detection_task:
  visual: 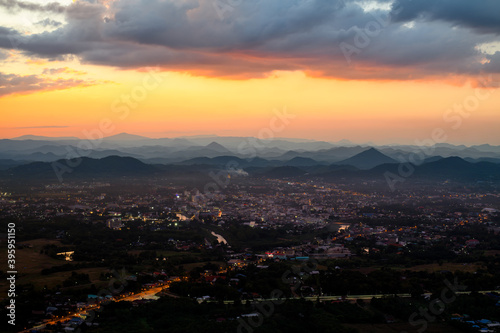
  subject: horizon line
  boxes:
[2,132,499,148]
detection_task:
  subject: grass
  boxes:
[179,261,226,272]
[1,238,63,275]
[0,238,110,300]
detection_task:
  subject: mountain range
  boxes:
[2,154,500,185]
[1,134,500,183]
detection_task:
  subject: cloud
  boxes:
[0,71,96,97]
[42,67,87,75]
[0,0,66,13]
[0,0,498,81]
[35,18,63,28]
[390,0,500,35]
[12,125,69,129]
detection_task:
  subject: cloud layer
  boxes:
[0,0,498,80]
[0,71,94,96]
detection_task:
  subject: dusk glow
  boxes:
[1,0,499,144]
[2,3,500,331]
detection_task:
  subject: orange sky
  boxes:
[1,63,498,144]
[1,0,499,145]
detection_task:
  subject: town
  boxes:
[1,176,500,332]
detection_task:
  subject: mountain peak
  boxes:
[363,147,380,154]
[205,141,230,153]
[336,147,397,169]
[104,133,150,141]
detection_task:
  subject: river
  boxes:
[211,231,228,245]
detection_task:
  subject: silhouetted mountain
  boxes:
[415,157,500,180]
[369,157,500,182]
[204,142,232,154]
[245,157,274,167]
[422,156,444,164]
[178,156,245,166]
[2,135,500,167]
[464,157,500,164]
[0,159,28,171]
[261,166,307,178]
[0,139,69,152]
[276,146,367,162]
[23,152,61,162]
[0,151,62,162]
[104,133,151,141]
[282,157,323,167]
[12,135,80,141]
[178,155,327,168]
[178,156,276,168]
[336,148,397,169]
[331,139,357,146]
[5,156,158,181]
[182,136,335,151]
[16,144,72,155]
[472,144,500,153]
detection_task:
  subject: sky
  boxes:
[0,0,499,145]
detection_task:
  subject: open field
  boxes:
[1,238,63,275]
[0,238,109,300]
[179,261,226,272]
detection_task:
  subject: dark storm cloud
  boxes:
[0,26,22,49]
[391,0,500,34]
[102,0,346,49]
[0,0,498,80]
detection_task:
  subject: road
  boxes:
[20,288,498,332]
[19,284,169,333]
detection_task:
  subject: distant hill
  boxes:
[369,157,500,182]
[178,156,246,166]
[204,142,232,154]
[336,148,397,169]
[11,135,80,141]
[178,155,324,168]
[464,157,500,164]
[261,166,307,178]
[0,159,29,171]
[422,156,444,164]
[415,157,500,181]
[103,133,151,141]
[276,146,367,162]
[282,157,323,167]
[1,154,499,185]
[4,156,158,181]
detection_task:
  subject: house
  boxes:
[466,239,480,247]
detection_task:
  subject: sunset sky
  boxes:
[0,0,499,145]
